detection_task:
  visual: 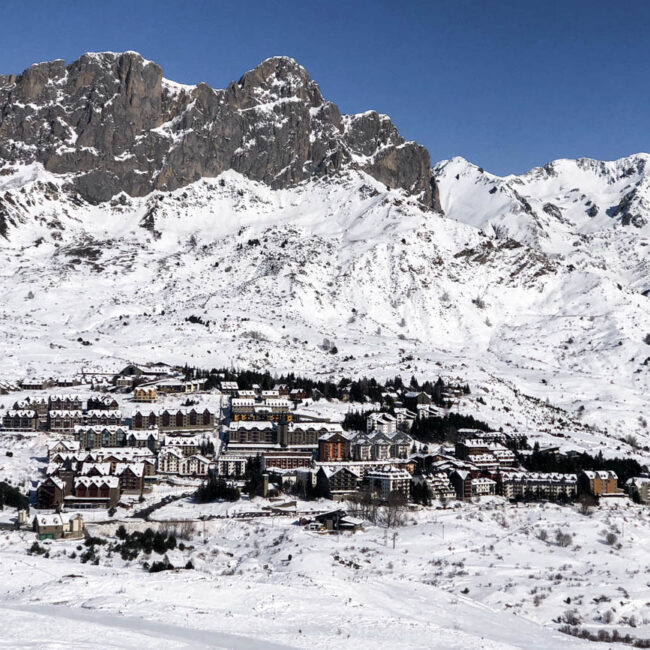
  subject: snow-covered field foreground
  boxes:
[2,499,649,648]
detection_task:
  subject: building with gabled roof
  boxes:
[115,463,145,494]
[48,394,84,411]
[36,476,68,509]
[158,448,210,476]
[365,465,411,500]
[132,407,214,432]
[366,412,397,435]
[47,439,80,459]
[48,410,85,433]
[580,470,621,497]
[13,396,48,417]
[499,471,577,500]
[318,430,353,461]
[68,475,120,508]
[79,462,112,477]
[2,409,39,431]
[216,453,248,478]
[33,513,84,540]
[316,466,360,498]
[413,472,456,501]
[75,425,130,449]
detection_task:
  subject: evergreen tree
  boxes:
[314,471,332,500]
[244,456,264,497]
[195,476,240,502]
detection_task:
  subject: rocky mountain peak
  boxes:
[0,51,440,209]
[237,56,321,106]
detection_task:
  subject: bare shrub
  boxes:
[563,609,581,626]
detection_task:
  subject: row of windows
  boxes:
[134,412,213,427]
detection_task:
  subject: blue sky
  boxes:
[1,0,649,175]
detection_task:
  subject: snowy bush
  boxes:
[555,529,572,547]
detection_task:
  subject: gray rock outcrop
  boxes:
[0,52,441,209]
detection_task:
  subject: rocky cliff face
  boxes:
[0,52,440,208]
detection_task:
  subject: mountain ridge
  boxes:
[434,153,650,254]
[0,51,440,208]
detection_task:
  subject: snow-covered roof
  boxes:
[4,409,37,417]
[366,466,411,479]
[501,472,577,483]
[42,475,65,490]
[159,447,185,459]
[229,421,274,431]
[48,410,84,417]
[264,399,289,407]
[321,466,360,479]
[74,475,119,488]
[626,476,650,486]
[318,430,353,442]
[128,430,158,440]
[74,425,129,435]
[93,447,154,460]
[13,399,45,408]
[35,513,65,527]
[115,462,144,476]
[467,453,498,463]
[86,409,122,418]
[163,435,199,446]
[583,470,617,480]
[47,439,80,451]
[291,422,342,432]
[80,462,112,476]
[472,478,496,486]
[188,454,210,464]
[368,412,397,422]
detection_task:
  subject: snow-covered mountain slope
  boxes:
[0,52,648,449]
[0,160,648,448]
[434,155,650,252]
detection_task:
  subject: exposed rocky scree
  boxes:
[0,52,440,209]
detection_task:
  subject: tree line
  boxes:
[181,364,468,407]
[520,445,643,486]
[0,482,29,512]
